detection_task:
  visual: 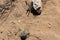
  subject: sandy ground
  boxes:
[0,0,60,40]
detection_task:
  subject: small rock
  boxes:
[18,20,21,23]
[0,31,3,34]
[48,23,51,25]
[11,21,16,24]
[48,27,51,29]
[20,30,30,40]
[2,39,4,40]
[15,13,22,18]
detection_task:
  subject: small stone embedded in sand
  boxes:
[48,26,51,29]
[0,8,3,12]
[2,39,4,40]
[15,13,22,18]
[8,33,11,36]
[20,30,30,40]
[48,23,51,25]
[15,33,17,36]
[0,31,3,34]
[11,21,16,24]
[18,20,21,23]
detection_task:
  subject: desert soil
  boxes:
[0,0,60,40]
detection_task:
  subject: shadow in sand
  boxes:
[31,8,42,16]
[21,36,27,40]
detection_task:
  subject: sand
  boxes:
[0,0,60,40]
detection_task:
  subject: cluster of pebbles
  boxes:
[0,0,15,24]
[0,0,15,15]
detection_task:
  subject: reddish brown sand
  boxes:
[0,0,60,40]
